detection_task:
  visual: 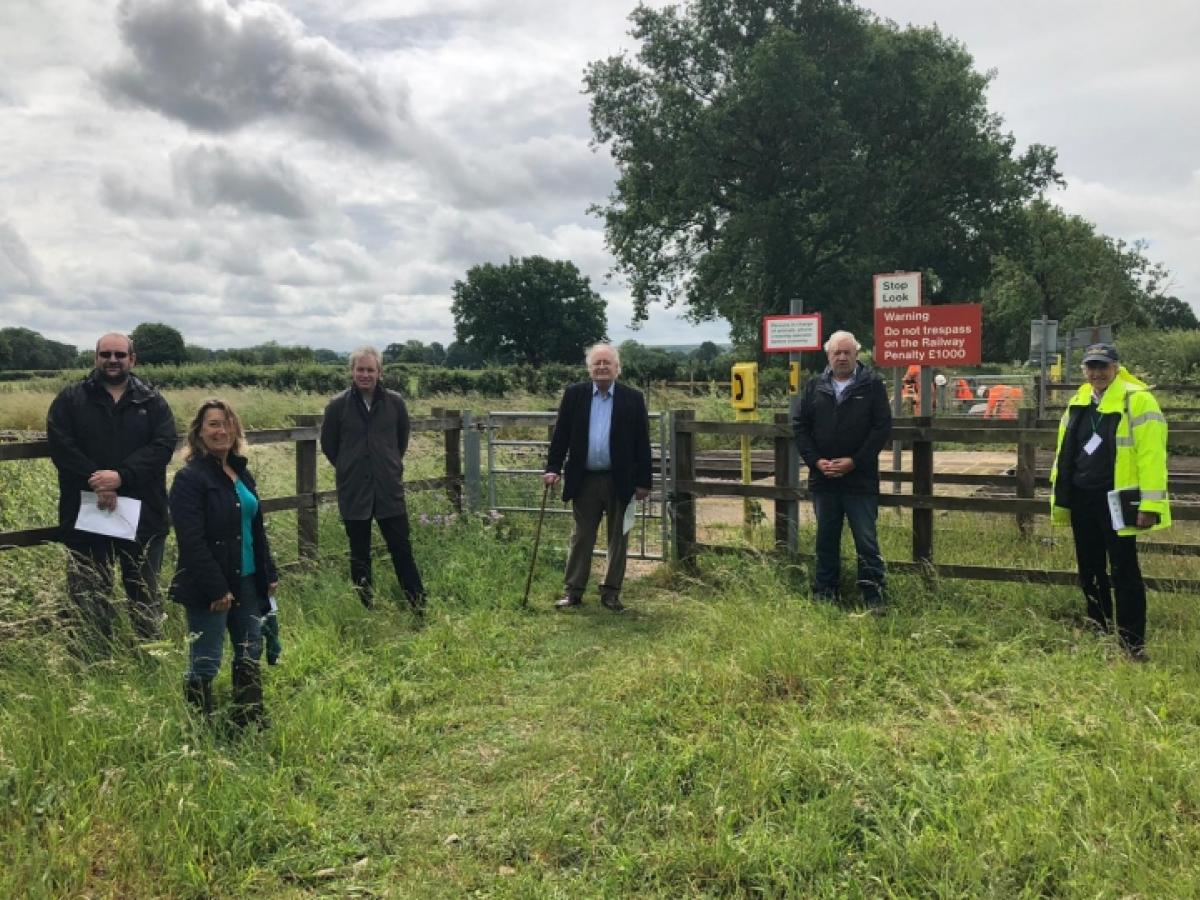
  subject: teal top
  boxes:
[235,478,258,576]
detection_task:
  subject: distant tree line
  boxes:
[0,328,79,370]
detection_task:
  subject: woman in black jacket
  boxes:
[169,399,278,727]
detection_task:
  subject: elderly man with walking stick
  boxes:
[542,343,652,612]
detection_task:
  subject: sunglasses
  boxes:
[97,351,130,360]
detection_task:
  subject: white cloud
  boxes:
[4,0,1196,354]
[99,0,414,154]
[0,220,44,292]
[171,144,323,220]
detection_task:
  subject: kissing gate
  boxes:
[463,410,672,562]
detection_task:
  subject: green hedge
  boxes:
[98,361,591,397]
[1109,329,1200,384]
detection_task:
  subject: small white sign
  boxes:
[762,313,822,353]
[874,272,921,309]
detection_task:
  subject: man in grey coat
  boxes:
[321,346,425,612]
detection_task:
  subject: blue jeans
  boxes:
[811,491,885,602]
[184,576,263,681]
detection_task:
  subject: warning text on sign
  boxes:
[873,304,982,366]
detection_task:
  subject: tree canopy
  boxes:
[982,199,1180,360]
[451,256,607,365]
[0,327,78,370]
[586,0,1059,345]
[384,340,447,366]
[130,322,186,365]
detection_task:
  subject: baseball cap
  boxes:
[1081,343,1119,364]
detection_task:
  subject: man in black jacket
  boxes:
[321,346,425,612]
[47,332,177,652]
[542,343,652,612]
[793,330,892,610]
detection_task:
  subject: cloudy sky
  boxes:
[1,0,1196,353]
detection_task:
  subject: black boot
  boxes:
[184,677,213,720]
[355,581,374,610]
[230,661,268,731]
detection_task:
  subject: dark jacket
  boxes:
[168,453,277,611]
[793,363,892,493]
[321,384,410,521]
[46,372,177,541]
[545,381,652,505]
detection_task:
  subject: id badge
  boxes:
[1083,433,1102,455]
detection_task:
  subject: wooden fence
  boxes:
[670,410,1200,593]
[6,406,1200,595]
[0,411,465,558]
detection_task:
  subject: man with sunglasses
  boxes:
[47,332,177,657]
[1049,343,1170,660]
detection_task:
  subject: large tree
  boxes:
[451,256,607,365]
[586,0,1058,345]
[982,199,1175,360]
[130,322,186,365]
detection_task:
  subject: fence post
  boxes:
[437,408,463,513]
[462,410,481,512]
[911,415,933,564]
[291,414,319,562]
[774,412,799,553]
[1015,407,1036,536]
[672,409,697,568]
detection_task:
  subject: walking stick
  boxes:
[522,481,551,608]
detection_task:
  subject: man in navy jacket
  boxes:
[47,332,177,653]
[543,343,652,612]
[793,330,892,610]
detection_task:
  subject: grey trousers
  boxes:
[563,472,629,601]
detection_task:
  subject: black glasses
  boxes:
[97,351,129,359]
[1083,360,1112,369]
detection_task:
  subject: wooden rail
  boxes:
[0,412,465,556]
[671,412,1200,593]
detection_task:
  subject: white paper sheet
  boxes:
[1106,490,1126,530]
[1107,489,1140,531]
[623,498,638,535]
[74,491,141,541]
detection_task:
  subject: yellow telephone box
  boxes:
[730,362,759,541]
[730,362,758,412]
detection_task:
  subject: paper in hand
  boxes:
[622,498,638,535]
[75,491,141,541]
[1106,489,1140,531]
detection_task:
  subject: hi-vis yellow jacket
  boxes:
[1050,367,1170,535]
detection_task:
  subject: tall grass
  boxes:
[5,387,1200,896]
[4,469,1200,895]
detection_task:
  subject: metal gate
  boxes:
[473,410,671,561]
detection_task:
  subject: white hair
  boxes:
[348,345,382,369]
[824,330,861,353]
[584,342,620,367]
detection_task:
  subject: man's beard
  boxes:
[98,367,129,386]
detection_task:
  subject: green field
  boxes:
[3,388,1200,897]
